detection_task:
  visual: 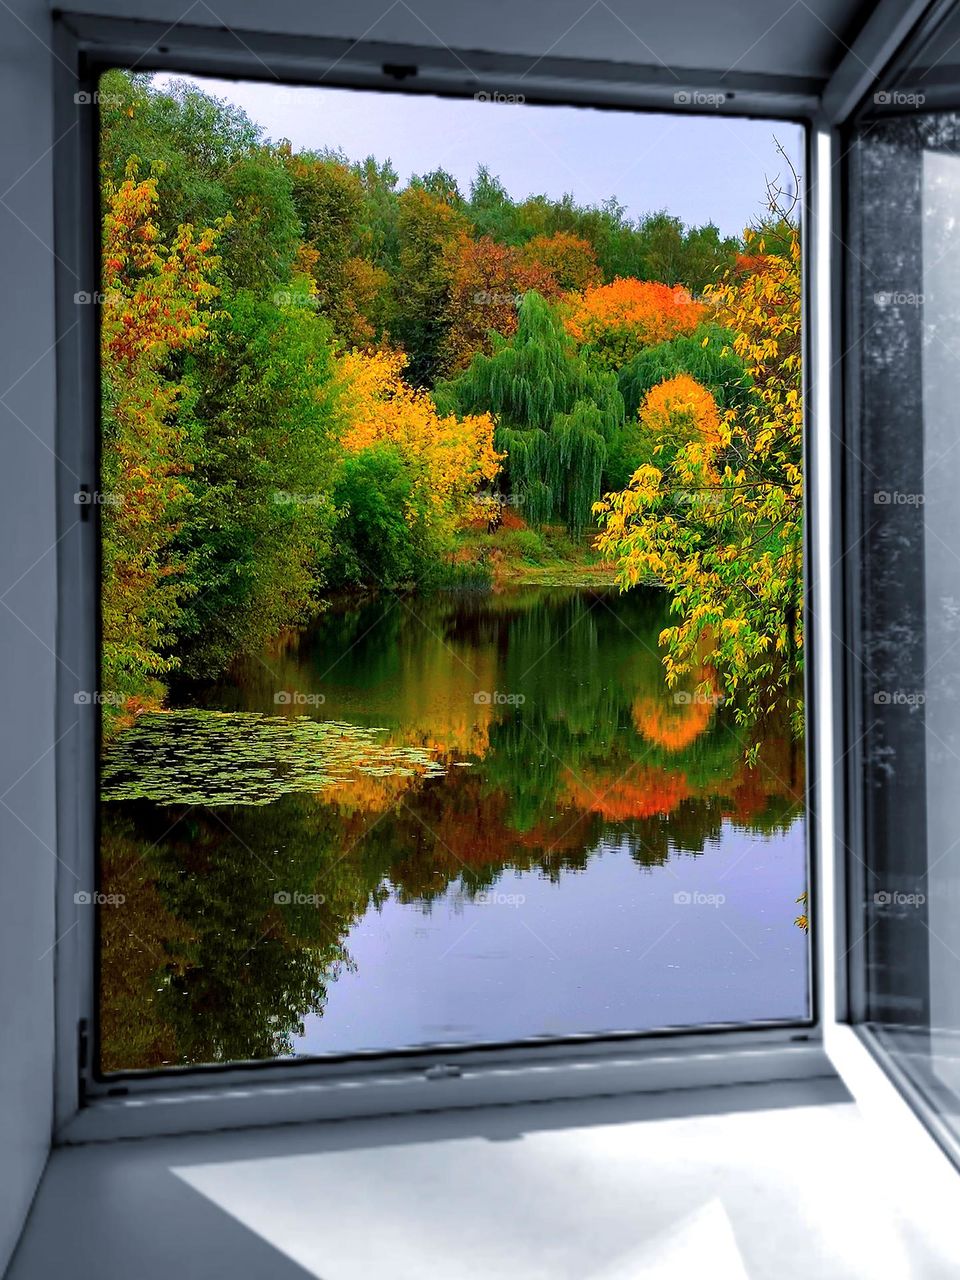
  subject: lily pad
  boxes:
[102,709,447,806]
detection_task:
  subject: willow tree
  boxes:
[435,292,624,532]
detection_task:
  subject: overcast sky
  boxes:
[154,74,802,239]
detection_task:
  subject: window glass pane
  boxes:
[94,71,808,1072]
[851,14,960,1135]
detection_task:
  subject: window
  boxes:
[844,3,960,1154]
[90,69,809,1076]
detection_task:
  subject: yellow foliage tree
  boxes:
[595,223,802,753]
[336,347,502,543]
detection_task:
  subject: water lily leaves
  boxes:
[102,710,447,806]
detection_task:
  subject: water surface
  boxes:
[99,586,808,1070]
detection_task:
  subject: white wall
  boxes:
[0,0,58,1271]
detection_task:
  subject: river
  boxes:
[99,585,808,1071]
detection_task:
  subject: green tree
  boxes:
[436,292,624,531]
[175,290,343,677]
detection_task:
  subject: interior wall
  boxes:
[0,0,58,1270]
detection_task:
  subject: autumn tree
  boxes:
[563,278,705,371]
[333,348,501,582]
[441,235,560,372]
[519,232,600,291]
[389,186,473,385]
[99,171,220,734]
[595,220,803,749]
[609,326,753,488]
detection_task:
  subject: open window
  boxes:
[76,64,812,1082]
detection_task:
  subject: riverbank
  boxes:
[450,519,621,588]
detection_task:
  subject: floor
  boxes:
[9,1077,960,1280]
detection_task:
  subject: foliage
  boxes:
[618,323,755,420]
[174,289,343,676]
[608,326,754,490]
[441,235,560,372]
[99,171,219,735]
[388,185,472,385]
[437,292,624,531]
[595,223,803,749]
[563,278,706,371]
[519,232,601,291]
[337,347,502,548]
[329,446,425,588]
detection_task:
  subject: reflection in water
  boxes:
[99,587,807,1071]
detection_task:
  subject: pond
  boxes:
[98,586,808,1072]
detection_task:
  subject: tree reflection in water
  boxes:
[99,586,805,1071]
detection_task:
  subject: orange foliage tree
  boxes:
[100,170,220,735]
[441,235,560,372]
[564,278,705,370]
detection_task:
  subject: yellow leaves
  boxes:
[594,220,803,747]
[336,348,502,539]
